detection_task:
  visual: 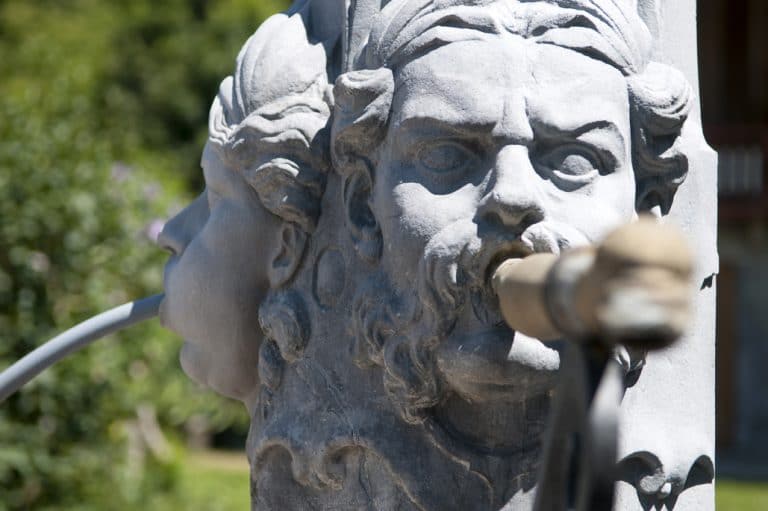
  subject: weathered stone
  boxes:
[158,0,716,508]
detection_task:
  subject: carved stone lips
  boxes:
[477,224,578,288]
[463,240,534,327]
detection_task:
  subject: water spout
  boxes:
[0,294,163,403]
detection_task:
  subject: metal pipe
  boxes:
[0,294,163,403]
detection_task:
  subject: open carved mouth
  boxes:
[482,246,533,288]
[464,224,577,327]
[463,242,532,327]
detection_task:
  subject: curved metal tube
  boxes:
[0,294,163,403]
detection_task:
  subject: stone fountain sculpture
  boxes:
[158,0,717,509]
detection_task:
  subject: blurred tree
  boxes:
[0,0,287,508]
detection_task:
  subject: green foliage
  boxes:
[717,480,768,511]
[0,0,287,508]
[147,450,251,511]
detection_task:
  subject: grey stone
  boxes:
[158,0,716,509]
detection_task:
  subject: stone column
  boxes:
[615,1,717,509]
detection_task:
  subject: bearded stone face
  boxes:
[327,1,699,481]
[344,36,638,449]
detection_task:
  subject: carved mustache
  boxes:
[417,219,591,326]
[485,222,591,280]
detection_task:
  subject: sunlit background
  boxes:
[0,1,765,509]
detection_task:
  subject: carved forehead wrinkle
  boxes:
[391,38,533,128]
[389,37,629,143]
[527,44,630,135]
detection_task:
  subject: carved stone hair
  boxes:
[208,11,333,234]
[207,10,334,391]
[332,0,693,422]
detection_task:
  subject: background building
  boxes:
[700,0,768,476]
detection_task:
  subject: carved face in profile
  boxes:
[157,12,330,402]
[158,142,282,401]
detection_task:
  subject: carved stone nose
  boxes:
[479,145,545,231]
[156,224,183,256]
[481,195,544,231]
[156,192,209,256]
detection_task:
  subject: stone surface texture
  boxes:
[157,0,716,509]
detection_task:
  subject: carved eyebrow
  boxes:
[395,113,627,164]
[534,120,626,156]
[531,118,618,138]
[394,114,497,138]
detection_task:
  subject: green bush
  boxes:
[0,1,286,508]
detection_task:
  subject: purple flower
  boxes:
[144,219,165,243]
[111,162,132,182]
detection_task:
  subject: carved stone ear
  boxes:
[342,164,382,263]
[331,68,394,263]
[268,222,308,288]
[628,62,694,215]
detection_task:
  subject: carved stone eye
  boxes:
[542,146,602,188]
[418,141,478,175]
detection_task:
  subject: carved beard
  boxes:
[351,218,590,424]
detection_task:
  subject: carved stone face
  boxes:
[158,142,280,401]
[373,38,636,397]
